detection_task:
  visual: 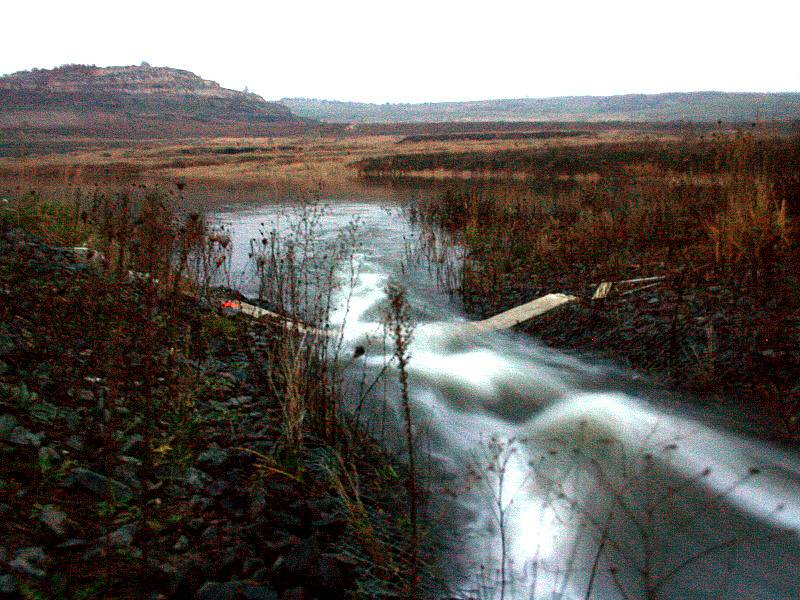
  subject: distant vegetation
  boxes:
[284,92,800,123]
[357,136,800,177]
[398,130,588,144]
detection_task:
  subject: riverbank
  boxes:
[470,261,800,441]
[0,219,431,599]
[403,132,800,442]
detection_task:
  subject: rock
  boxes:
[281,588,305,600]
[208,480,229,498]
[312,553,347,590]
[9,546,47,578]
[56,538,88,549]
[1,415,43,447]
[38,446,61,466]
[197,445,229,468]
[273,538,350,596]
[173,535,190,552]
[81,523,137,561]
[251,568,268,582]
[58,406,81,431]
[224,395,252,408]
[113,457,142,489]
[9,425,43,447]
[39,505,68,536]
[201,525,219,542]
[185,467,211,490]
[272,538,319,586]
[194,582,277,600]
[242,558,265,575]
[217,373,239,389]
[62,467,133,501]
[108,523,137,547]
[0,414,16,439]
[158,562,178,578]
[249,491,267,518]
[0,574,17,595]
[65,435,84,451]
[77,389,95,403]
[190,495,213,512]
[121,434,144,454]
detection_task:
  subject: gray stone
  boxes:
[0,414,17,439]
[0,573,17,594]
[65,435,84,451]
[108,523,137,547]
[58,407,81,431]
[39,505,68,536]
[194,582,277,600]
[9,425,43,447]
[38,446,61,466]
[208,480,229,498]
[0,414,42,447]
[113,458,142,490]
[62,467,133,501]
[185,467,211,490]
[121,434,144,454]
[77,389,95,403]
[56,538,88,549]
[10,546,47,578]
[190,495,213,512]
[242,558,264,575]
[249,491,267,518]
[197,445,229,468]
[81,523,137,561]
[173,535,189,552]
[224,395,252,408]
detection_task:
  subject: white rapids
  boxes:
[213,198,800,600]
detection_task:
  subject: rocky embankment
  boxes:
[0,223,411,599]
[463,264,800,441]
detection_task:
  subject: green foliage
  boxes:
[3,382,39,409]
[200,313,241,341]
[72,577,108,600]
[17,582,48,600]
[0,191,96,246]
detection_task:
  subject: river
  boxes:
[204,187,800,600]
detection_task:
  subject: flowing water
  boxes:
[208,190,800,600]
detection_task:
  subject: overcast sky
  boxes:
[2,0,798,103]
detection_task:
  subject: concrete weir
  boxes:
[460,293,578,334]
[67,247,665,336]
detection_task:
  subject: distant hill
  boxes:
[0,64,301,149]
[283,92,800,123]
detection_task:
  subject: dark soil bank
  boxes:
[0,223,420,599]
[464,264,800,442]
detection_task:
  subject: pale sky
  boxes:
[3,0,799,103]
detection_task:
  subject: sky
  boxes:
[2,0,799,103]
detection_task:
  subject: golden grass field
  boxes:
[0,127,691,195]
